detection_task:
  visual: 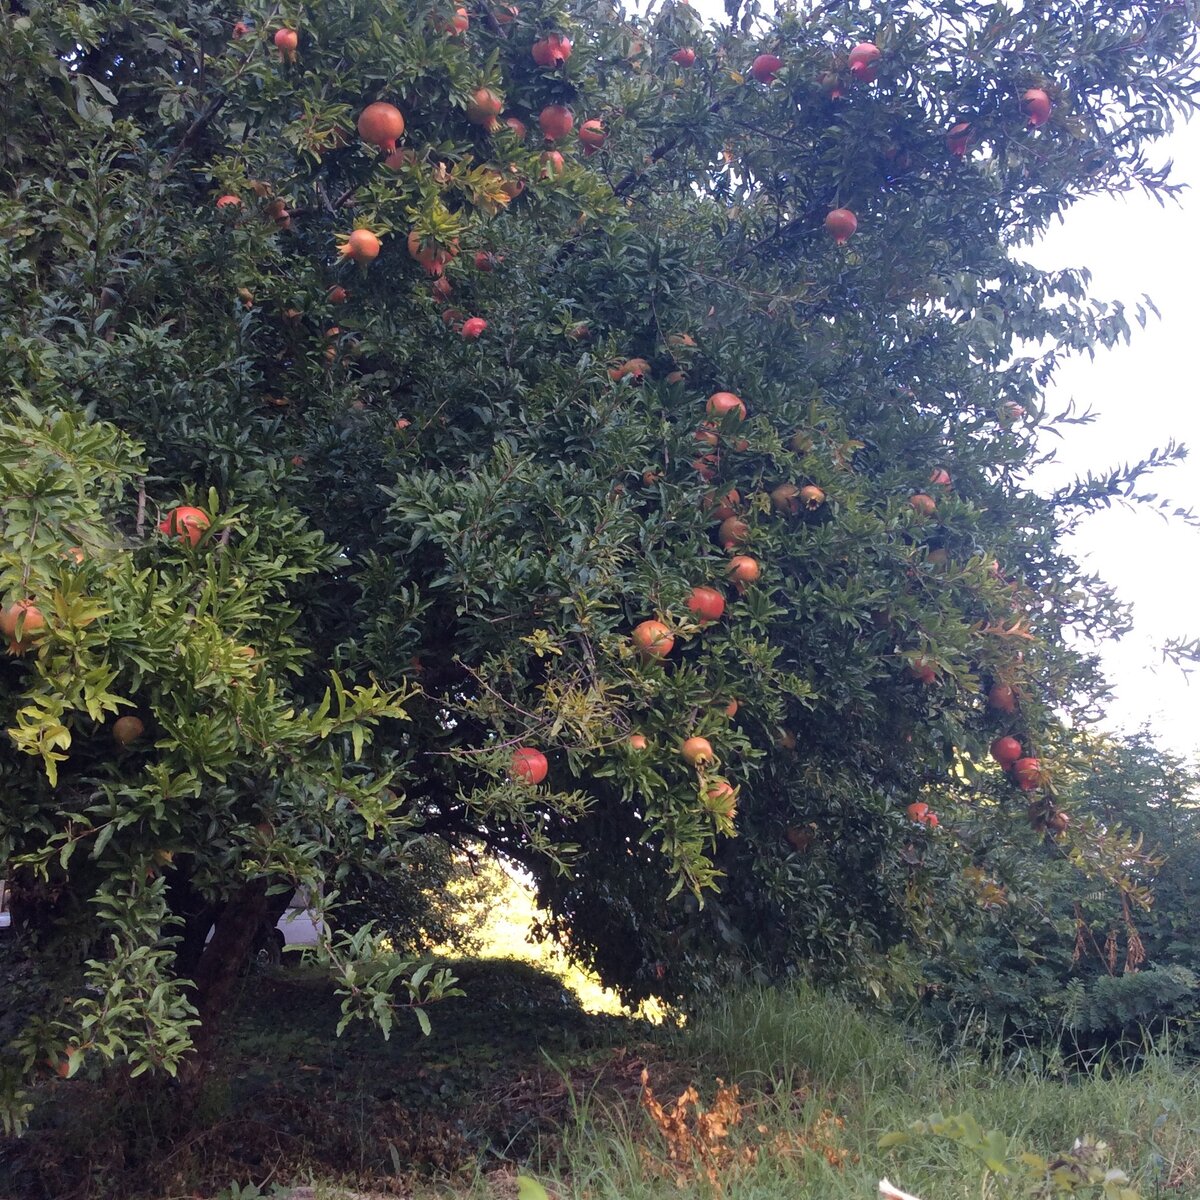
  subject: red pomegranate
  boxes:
[848,42,881,83]
[988,683,1017,714]
[158,505,210,546]
[704,488,740,522]
[1012,757,1042,791]
[327,285,348,304]
[1022,87,1052,128]
[503,115,528,141]
[531,33,573,68]
[431,277,453,303]
[990,736,1022,768]
[215,194,242,210]
[274,27,298,59]
[461,317,487,339]
[539,104,574,141]
[633,619,674,659]
[707,391,747,420]
[539,150,565,178]
[687,586,725,624]
[511,747,548,785]
[906,802,930,823]
[909,493,937,517]
[718,517,749,548]
[672,47,696,67]
[825,207,857,244]
[727,555,760,585]
[340,229,381,264]
[444,6,469,35]
[1,600,45,654]
[357,102,406,152]
[946,121,974,157]
[929,467,952,487]
[909,657,936,685]
[578,119,606,153]
[749,53,782,83]
[466,88,503,127]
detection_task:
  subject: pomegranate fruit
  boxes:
[1012,757,1042,791]
[461,317,487,339]
[502,115,527,140]
[749,53,782,83]
[610,357,651,382]
[274,27,298,59]
[909,492,937,517]
[431,277,453,302]
[357,102,406,152]
[539,150,565,178]
[825,207,857,244]
[906,801,930,822]
[1022,87,1052,128]
[848,42,881,82]
[539,104,574,141]
[727,555,760,584]
[327,285,348,304]
[702,779,737,817]
[578,119,606,153]
[717,517,749,548]
[724,699,739,718]
[946,121,973,157]
[990,736,1022,768]
[929,467,951,486]
[511,747,548,784]
[158,505,210,546]
[672,47,696,66]
[1,600,45,654]
[466,88,503,127]
[445,6,469,35]
[707,391,746,420]
[340,229,382,264]
[215,194,241,210]
[407,230,458,274]
[909,658,937,685]
[633,619,674,659]
[1046,810,1070,833]
[681,736,714,766]
[704,488,740,522]
[628,733,649,751]
[113,715,145,746]
[799,484,825,509]
[687,586,725,624]
[531,33,573,68]
[770,484,802,515]
[988,683,1017,713]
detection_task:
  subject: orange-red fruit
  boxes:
[906,801,930,822]
[579,119,606,152]
[158,505,210,546]
[848,42,881,82]
[749,53,782,83]
[991,736,1022,768]
[1046,810,1070,833]
[431,277,453,303]
[687,586,725,624]
[724,698,739,718]
[232,21,249,38]
[341,229,382,263]
[113,716,145,746]
[327,285,348,304]
[681,736,714,766]
[825,208,857,244]
[909,658,936,685]
[461,317,487,339]
[539,150,565,178]
[727,555,760,584]
[929,467,952,487]
[946,121,973,157]
[988,683,1017,714]
[531,33,573,68]
[1022,87,1052,128]
[707,391,746,420]
[633,619,674,659]
[799,484,825,509]
[770,484,801,515]
[215,194,241,210]
[511,747,548,785]
[1,600,45,653]
[718,517,748,548]
[1012,757,1042,791]
[503,115,528,140]
[909,492,937,517]
[539,104,574,141]
[628,733,649,751]
[610,357,651,382]
[357,102,406,152]
[446,6,469,35]
[406,230,459,275]
[702,779,737,817]
[672,47,696,66]
[466,88,503,127]
[496,5,518,25]
[704,488,740,522]
[274,27,298,52]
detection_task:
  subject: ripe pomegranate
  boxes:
[1012,757,1042,791]
[1046,810,1070,834]
[503,115,528,140]
[693,424,719,448]
[672,47,696,66]
[274,27,298,60]
[496,5,518,25]
[990,736,1022,768]
[232,21,249,38]
[431,277,453,303]
[988,683,1017,714]
[707,391,746,420]
[718,517,748,548]
[770,484,801,515]
[466,88,503,127]
[511,747,548,784]
[909,658,936,685]
[929,467,951,487]
[579,119,606,153]
[749,53,782,83]
[445,6,469,34]
[539,104,574,141]
[825,207,857,244]
[906,801,930,822]
[384,147,418,170]
[681,736,714,766]
[407,230,458,274]
[687,586,725,624]
[692,454,719,481]
[326,285,348,306]
[113,716,145,746]
[848,42,881,82]
[909,492,937,517]
[158,505,210,546]
[1001,401,1026,423]
[539,150,565,178]
[727,555,760,584]
[1,600,45,654]
[724,699,739,718]
[704,488,740,522]
[628,733,649,751]
[340,229,382,264]
[799,484,825,510]
[702,779,737,817]
[531,33,573,68]
[215,194,241,210]
[441,308,464,327]
[357,102,406,152]
[610,357,651,382]
[946,121,973,157]
[461,317,487,339]
[1022,87,1052,128]
[633,619,674,659]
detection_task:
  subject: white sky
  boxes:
[660,0,1200,756]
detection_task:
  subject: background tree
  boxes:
[2,0,1198,1129]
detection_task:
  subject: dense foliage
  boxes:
[2,0,1199,1128]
